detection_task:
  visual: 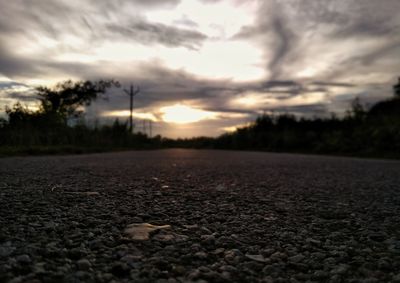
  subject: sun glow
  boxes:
[102,110,158,121]
[160,104,217,124]
[222,123,250,132]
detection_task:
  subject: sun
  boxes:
[160,104,217,124]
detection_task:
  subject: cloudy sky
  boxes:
[0,0,399,137]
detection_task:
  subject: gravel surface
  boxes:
[1,149,400,283]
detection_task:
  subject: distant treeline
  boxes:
[0,80,161,155]
[170,99,400,158]
[0,105,161,149]
[163,78,400,158]
[1,78,400,158]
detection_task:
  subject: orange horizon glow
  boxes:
[160,104,217,124]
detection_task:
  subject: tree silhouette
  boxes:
[394,77,400,98]
[347,97,366,120]
[37,79,120,121]
[5,102,34,126]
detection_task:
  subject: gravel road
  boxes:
[1,149,400,282]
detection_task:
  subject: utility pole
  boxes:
[124,84,140,133]
[149,120,152,138]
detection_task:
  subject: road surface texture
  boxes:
[1,149,400,283]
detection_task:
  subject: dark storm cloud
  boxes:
[106,20,206,49]
[0,81,35,104]
[333,19,397,39]
[234,0,400,83]
[267,17,295,80]
[114,65,233,107]
[80,64,272,120]
[234,80,304,98]
[311,82,355,88]
[0,0,201,49]
[234,2,297,80]
[271,0,400,39]
[268,104,328,116]
[74,63,232,117]
[261,80,300,92]
[329,2,400,39]
[0,46,41,78]
[316,40,400,83]
[358,41,400,66]
[3,91,37,102]
[0,1,75,38]
[204,106,257,116]
[0,43,104,79]
[0,81,27,89]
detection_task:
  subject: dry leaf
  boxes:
[124,223,171,240]
[245,254,268,262]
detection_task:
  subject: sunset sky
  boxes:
[0,0,399,138]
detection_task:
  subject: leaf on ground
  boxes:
[124,223,171,240]
[245,254,268,262]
